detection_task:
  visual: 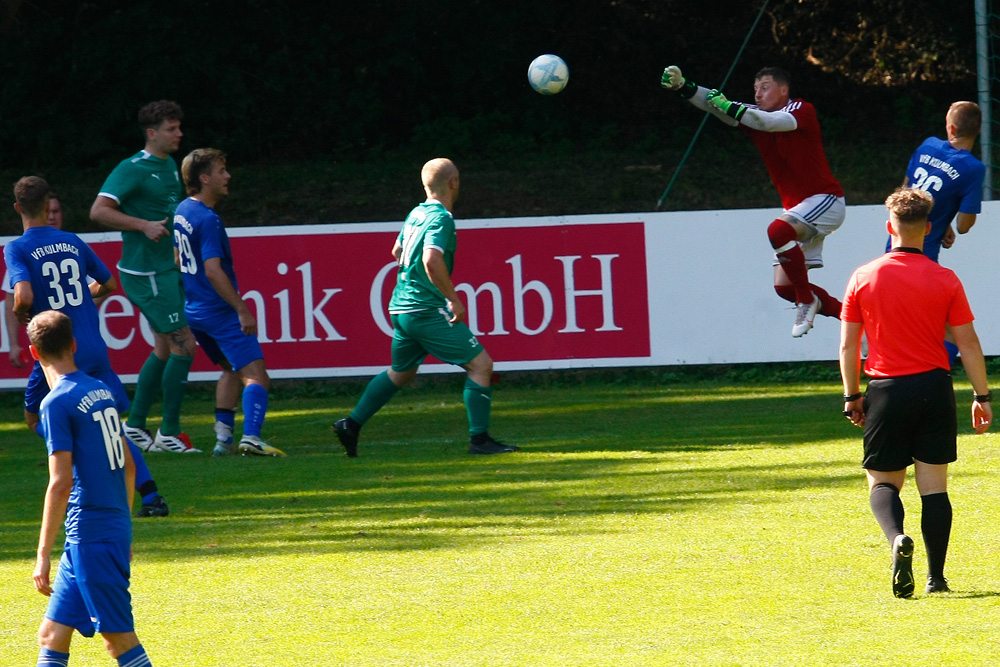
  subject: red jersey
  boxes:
[842,249,974,378]
[740,99,844,210]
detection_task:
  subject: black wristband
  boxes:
[843,393,862,402]
[677,79,697,100]
[725,103,747,122]
[974,391,992,403]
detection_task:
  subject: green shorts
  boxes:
[119,268,188,334]
[390,309,484,371]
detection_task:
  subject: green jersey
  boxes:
[98,150,183,275]
[388,200,457,313]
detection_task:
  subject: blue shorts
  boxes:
[25,363,130,416]
[46,541,134,636]
[191,311,263,372]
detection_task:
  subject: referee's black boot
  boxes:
[925,576,951,594]
[891,534,915,598]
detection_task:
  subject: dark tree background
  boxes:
[0,0,982,227]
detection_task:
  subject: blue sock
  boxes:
[36,647,70,667]
[117,643,152,666]
[242,383,269,438]
[215,408,236,430]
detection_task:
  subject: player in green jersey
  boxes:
[90,100,200,454]
[333,158,518,456]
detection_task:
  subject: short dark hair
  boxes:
[13,176,51,218]
[27,310,74,360]
[755,67,791,88]
[181,148,226,195]
[886,186,934,223]
[138,100,183,131]
[948,101,981,139]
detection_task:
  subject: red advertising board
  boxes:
[1,220,649,387]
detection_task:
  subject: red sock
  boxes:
[776,245,814,304]
[768,219,813,304]
[774,284,796,304]
[809,284,842,319]
[776,283,841,317]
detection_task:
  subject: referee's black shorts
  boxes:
[862,368,957,471]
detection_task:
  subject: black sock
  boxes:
[346,417,362,433]
[137,480,158,498]
[470,432,489,446]
[869,482,905,542]
[921,492,952,580]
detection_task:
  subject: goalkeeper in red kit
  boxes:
[661,65,846,338]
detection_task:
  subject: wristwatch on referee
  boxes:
[974,390,992,403]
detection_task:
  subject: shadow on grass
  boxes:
[0,384,870,561]
[930,591,1000,599]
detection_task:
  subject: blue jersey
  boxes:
[41,371,131,545]
[888,137,985,262]
[3,226,113,372]
[173,197,238,323]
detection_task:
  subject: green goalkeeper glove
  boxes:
[661,65,697,100]
[706,89,747,121]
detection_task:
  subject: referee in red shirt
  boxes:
[840,187,992,598]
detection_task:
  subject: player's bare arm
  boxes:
[123,439,136,514]
[956,212,976,234]
[204,257,257,336]
[941,226,957,249]
[89,276,117,301]
[12,281,34,324]
[34,451,73,596]
[4,293,24,366]
[839,320,865,427]
[951,321,992,433]
[90,196,169,242]
[423,247,465,323]
[391,238,402,261]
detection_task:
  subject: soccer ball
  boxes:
[527,54,569,95]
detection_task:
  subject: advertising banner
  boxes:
[6,202,1000,390]
[1,219,650,387]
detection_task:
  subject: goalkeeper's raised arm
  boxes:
[660,65,796,132]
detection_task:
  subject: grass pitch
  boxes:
[2,373,1000,666]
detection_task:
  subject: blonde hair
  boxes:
[181,148,226,195]
[885,186,934,223]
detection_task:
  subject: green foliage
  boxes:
[0,1,976,172]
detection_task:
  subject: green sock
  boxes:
[128,353,167,429]
[350,371,400,425]
[463,378,492,437]
[159,354,194,435]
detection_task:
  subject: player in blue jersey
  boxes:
[6,176,170,517]
[173,149,284,456]
[333,158,518,456]
[890,101,985,366]
[889,101,985,262]
[29,310,154,667]
[4,191,62,368]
